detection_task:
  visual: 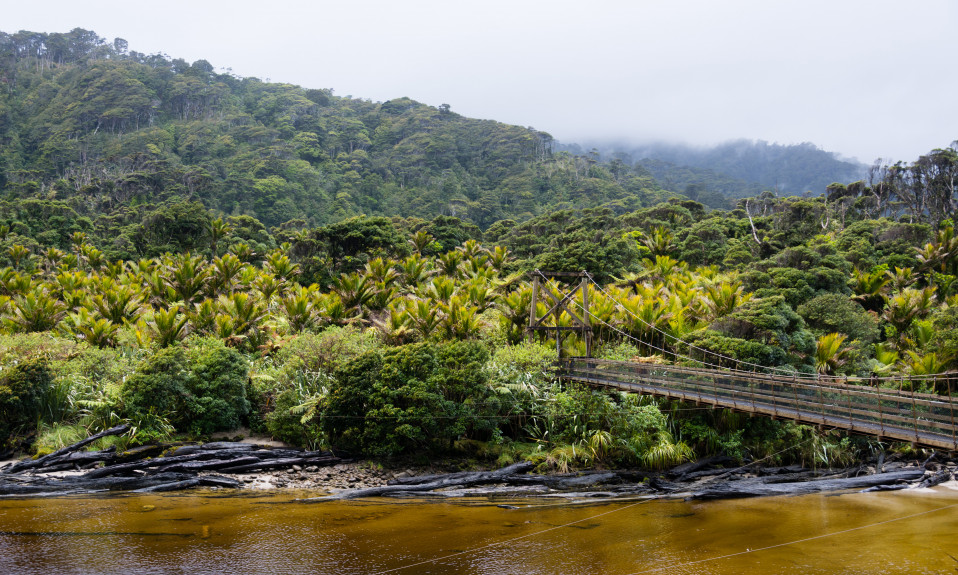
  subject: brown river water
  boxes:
[1,485,957,575]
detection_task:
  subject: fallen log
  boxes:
[300,461,536,502]
[668,455,735,479]
[57,447,117,465]
[218,455,342,474]
[171,442,256,455]
[34,450,121,473]
[918,469,953,489]
[153,456,263,474]
[198,475,242,489]
[133,479,201,493]
[861,483,910,492]
[691,468,925,500]
[501,470,619,489]
[114,444,168,463]
[3,425,130,474]
[388,469,488,486]
[82,459,164,479]
[677,467,745,481]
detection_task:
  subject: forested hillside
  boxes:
[0,28,671,260]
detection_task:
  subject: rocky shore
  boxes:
[227,461,397,491]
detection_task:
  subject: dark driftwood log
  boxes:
[80,447,337,478]
[114,444,168,463]
[198,475,242,489]
[691,469,925,499]
[1,440,343,495]
[172,442,255,455]
[82,459,167,479]
[134,479,202,493]
[388,469,489,486]
[300,461,536,502]
[676,467,745,482]
[668,455,735,479]
[501,470,620,489]
[218,455,342,473]
[3,424,130,474]
[918,469,953,489]
[153,456,264,474]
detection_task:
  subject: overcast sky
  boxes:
[5,0,957,163]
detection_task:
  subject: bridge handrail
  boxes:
[559,357,956,401]
[559,356,956,385]
[562,363,957,430]
[558,356,958,450]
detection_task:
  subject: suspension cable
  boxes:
[535,269,800,377]
[573,270,804,377]
[538,269,952,383]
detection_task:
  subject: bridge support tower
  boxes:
[527,271,592,358]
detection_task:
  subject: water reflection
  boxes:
[1,486,956,574]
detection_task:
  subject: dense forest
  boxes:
[0,28,673,252]
[2,28,958,472]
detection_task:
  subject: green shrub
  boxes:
[324,340,499,456]
[121,347,190,424]
[265,386,327,449]
[249,327,378,444]
[595,341,644,361]
[120,340,250,437]
[185,340,250,435]
[275,327,381,374]
[797,293,879,344]
[0,357,54,442]
[0,334,79,365]
[265,389,307,445]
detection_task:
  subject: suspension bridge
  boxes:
[530,270,958,451]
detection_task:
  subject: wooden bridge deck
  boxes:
[559,358,958,451]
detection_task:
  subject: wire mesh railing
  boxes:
[559,358,958,451]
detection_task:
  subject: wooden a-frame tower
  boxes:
[527,271,592,358]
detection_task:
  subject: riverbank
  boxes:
[3,432,955,500]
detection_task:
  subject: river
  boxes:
[1,485,956,574]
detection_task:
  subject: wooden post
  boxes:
[791,374,800,421]
[581,276,591,358]
[910,376,920,443]
[845,375,853,431]
[817,375,827,426]
[875,375,885,440]
[948,375,956,451]
[556,317,562,359]
[528,274,539,344]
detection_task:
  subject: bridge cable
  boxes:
[562,270,951,383]
[573,270,807,377]
[536,270,788,377]
[532,270,714,368]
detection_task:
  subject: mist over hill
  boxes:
[561,140,867,209]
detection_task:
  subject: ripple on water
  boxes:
[0,489,956,574]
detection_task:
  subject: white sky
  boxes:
[4,0,957,163]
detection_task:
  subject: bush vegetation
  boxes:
[1,29,956,469]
